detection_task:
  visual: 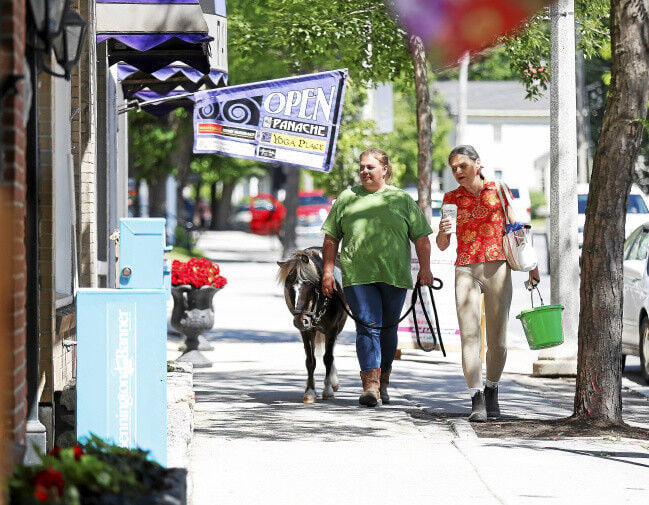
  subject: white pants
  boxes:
[455,260,512,390]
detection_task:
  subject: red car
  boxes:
[249,190,332,237]
[296,190,332,236]
[249,193,286,236]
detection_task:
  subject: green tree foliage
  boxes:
[503,0,609,99]
[128,109,189,183]
[442,46,518,81]
[228,0,412,84]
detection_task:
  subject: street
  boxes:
[169,230,649,505]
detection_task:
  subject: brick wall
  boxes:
[71,0,97,289]
[0,0,27,484]
[38,67,55,407]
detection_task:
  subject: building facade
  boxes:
[1,0,228,481]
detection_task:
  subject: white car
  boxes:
[507,186,532,224]
[622,222,649,381]
[578,183,649,247]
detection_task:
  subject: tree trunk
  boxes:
[169,113,193,225]
[215,181,235,230]
[148,176,167,218]
[282,167,299,258]
[575,0,649,423]
[210,182,219,230]
[410,35,433,223]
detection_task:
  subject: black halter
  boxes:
[290,282,331,326]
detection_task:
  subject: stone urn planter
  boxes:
[171,284,220,368]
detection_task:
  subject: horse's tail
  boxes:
[314,331,326,359]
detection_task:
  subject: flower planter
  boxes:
[171,285,220,368]
[9,438,185,505]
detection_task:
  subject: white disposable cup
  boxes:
[441,204,457,233]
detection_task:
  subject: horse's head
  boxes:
[278,250,325,332]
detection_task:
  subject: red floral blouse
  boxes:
[442,181,511,266]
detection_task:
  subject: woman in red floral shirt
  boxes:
[436,145,540,422]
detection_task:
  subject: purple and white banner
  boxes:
[193,69,348,172]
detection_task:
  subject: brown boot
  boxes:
[379,367,391,404]
[359,368,381,407]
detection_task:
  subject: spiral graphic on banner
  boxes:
[223,97,262,126]
[198,101,220,120]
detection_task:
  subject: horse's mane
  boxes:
[277,248,322,286]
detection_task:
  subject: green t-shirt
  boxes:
[321,185,432,289]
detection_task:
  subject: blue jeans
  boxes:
[343,283,407,372]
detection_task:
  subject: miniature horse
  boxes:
[277,247,347,403]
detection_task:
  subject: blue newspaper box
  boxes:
[119,218,168,290]
[77,218,169,465]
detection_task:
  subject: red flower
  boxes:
[34,487,49,501]
[73,446,85,461]
[171,258,227,289]
[32,467,65,501]
[48,445,62,458]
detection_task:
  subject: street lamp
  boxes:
[26,0,69,49]
[51,9,87,79]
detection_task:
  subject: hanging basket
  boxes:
[516,285,564,350]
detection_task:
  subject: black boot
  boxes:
[484,385,500,418]
[468,391,487,422]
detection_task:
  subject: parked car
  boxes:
[228,202,251,231]
[249,193,286,235]
[296,190,331,237]
[507,185,531,224]
[622,222,649,381]
[578,183,649,247]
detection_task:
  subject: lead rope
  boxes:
[332,279,446,356]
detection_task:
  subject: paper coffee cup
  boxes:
[441,204,457,233]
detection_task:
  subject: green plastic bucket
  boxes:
[516,304,565,350]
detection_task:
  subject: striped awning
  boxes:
[118,63,227,95]
[96,0,212,73]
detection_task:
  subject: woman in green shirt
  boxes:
[321,148,434,407]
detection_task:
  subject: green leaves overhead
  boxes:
[502,0,610,99]
[227,0,412,85]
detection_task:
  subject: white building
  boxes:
[434,80,550,196]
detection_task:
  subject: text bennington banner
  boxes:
[193,69,348,172]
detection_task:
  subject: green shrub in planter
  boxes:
[9,435,172,505]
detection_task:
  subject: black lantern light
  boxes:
[51,9,88,79]
[26,0,69,48]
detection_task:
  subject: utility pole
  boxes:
[457,52,470,146]
[534,0,579,376]
[576,49,591,183]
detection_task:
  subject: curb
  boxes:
[448,418,479,440]
[167,361,195,505]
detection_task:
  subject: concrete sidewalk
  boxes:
[172,231,649,505]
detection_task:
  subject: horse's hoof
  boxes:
[322,386,335,400]
[332,382,339,392]
[303,390,317,404]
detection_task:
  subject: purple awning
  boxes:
[96,33,211,52]
[118,63,226,85]
[96,0,211,73]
